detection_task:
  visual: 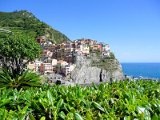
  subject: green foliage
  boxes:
[0,80,159,119]
[0,34,41,61]
[0,34,41,77]
[95,50,101,57]
[0,69,41,89]
[0,10,70,43]
[109,52,115,59]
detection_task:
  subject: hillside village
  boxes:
[27,36,111,83]
[0,10,121,85]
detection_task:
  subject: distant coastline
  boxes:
[121,63,160,80]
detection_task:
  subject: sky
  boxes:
[0,0,160,63]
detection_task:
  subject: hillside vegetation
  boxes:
[0,80,159,119]
[0,10,70,43]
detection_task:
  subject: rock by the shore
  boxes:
[70,52,124,84]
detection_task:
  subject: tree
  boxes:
[0,34,41,78]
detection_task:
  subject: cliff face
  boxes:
[71,52,124,84]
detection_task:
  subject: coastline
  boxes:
[122,63,160,80]
[124,75,160,82]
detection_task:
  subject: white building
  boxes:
[102,51,110,56]
[80,44,90,54]
[52,59,57,66]
[103,44,110,52]
[62,64,76,76]
[57,60,69,67]
[35,60,42,72]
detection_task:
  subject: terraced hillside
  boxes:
[0,10,70,43]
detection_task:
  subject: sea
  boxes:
[121,63,160,79]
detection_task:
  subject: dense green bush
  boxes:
[0,34,42,78]
[0,70,41,89]
[0,80,159,119]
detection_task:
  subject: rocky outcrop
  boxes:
[71,66,101,84]
[70,52,124,84]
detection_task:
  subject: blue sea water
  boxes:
[121,63,160,79]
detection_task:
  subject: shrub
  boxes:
[0,80,159,119]
[0,69,41,89]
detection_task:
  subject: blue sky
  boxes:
[0,0,160,62]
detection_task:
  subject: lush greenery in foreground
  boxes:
[0,33,42,89]
[0,80,159,120]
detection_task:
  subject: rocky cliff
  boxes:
[71,52,124,84]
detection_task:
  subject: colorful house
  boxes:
[80,44,90,54]
[103,44,110,52]
[40,63,53,74]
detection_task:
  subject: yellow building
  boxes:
[27,62,35,71]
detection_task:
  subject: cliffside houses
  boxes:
[27,60,42,72]
[40,62,53,74]
[27,37,111,81]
